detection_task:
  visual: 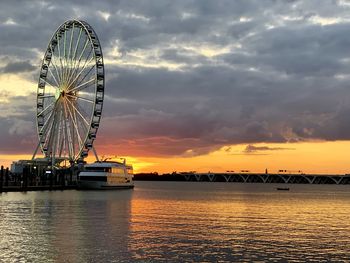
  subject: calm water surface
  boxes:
[1,182,350,262]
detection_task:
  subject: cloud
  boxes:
[1,1,350,157]
[243,144,294,154]
[2,60,36,73]
[8,119,33,135]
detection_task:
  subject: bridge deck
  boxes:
[182,173,350,185]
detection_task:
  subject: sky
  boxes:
[1,0,350,173]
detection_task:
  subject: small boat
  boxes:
[276,187,289,191]
[78,160,134,190]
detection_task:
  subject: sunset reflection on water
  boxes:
[127,183,350,261]
[1,182,350,262]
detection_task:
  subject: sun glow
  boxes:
[0,74,36,96]
[1,141,350,175]
[124,141,350,175]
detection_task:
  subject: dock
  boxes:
[2,168,350,193]
[0,165,77,193]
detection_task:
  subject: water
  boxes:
[1,182,350,262]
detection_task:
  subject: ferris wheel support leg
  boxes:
[31,141,41,160]
[92,146,100,162]
[51,156,56,179]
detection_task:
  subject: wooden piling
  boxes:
[60,170,65,188]
[49,171,53,190]
[0,166,3,192]
[22,167,28,191]
[69,168,73,184]
[5,167,9,187]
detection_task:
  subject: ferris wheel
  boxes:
[33,20,104,164]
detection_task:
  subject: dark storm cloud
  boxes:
[2,60,36,73]
[1,0,350,156]
[0,93,36,154]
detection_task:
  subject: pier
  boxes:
[0,164,77,193]
[2,168,350,193]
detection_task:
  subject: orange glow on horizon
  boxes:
[1,140,350,175]
[129,141,350,175]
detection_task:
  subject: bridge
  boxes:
[182,172,350,185]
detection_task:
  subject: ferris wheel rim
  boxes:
[36,19,105,163]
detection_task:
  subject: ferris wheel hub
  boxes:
[55,88,60,100]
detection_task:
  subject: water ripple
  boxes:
[1,182,350,262]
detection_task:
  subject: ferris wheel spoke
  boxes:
[71,37,90,77]
[67,59,95,91]
[58,107,64,157]
[72,62,95,91]
[59,34,69,85]
[65,119,73,158]
[70,106,90,146]
[63,105,74,160]
[65,99,83,151]
[63,27,67,61]
[55,104,62,156]
[42,79,57,92]
[68,98,83,133]
[75,103,92,136]
[76,46,93,75]
[37,101,55,117]
[51,54,64,85]
[65,98,90,127]
[39,95,55,99]
[45,102,58,132]
[64,27,73,86]
[59,127,65,157]
[40,77,58,89]
[69,104,76,158]
[77,36,90,64]
[45,108,59,155]
[66,24,75,82]
[49,45,63,84]
[63,100,73,160]
[69,78,95,93]
[68,36,92,82]
[63,27,68,82]
[58,106,66,158]
[68,23,75,61]
[62,99,74,160]
[68,49,94,89]
[66,49,94,90]
[47,67,60,87]
[53,105,63,157]
[39,108,55,133]
[78,91,95,98]
[60,119,69,159]
[74,124,84,152]
[66,94,94,103]
[39,118,53,146]
[74,81,96,94]
[56,33,65,84]
[73,28,83,62]
[70,28,83,78]
[49,106,59,144]
[50,62,62,86]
